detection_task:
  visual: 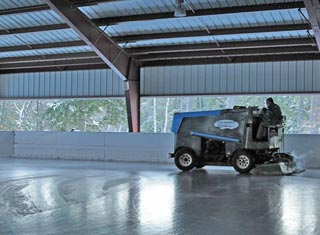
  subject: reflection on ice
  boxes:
[138,179,175,231]
[280,182,318,235]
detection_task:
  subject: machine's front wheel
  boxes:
[232,150,255,173]
[174,148,197,171]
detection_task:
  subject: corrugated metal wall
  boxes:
[0,69,124,99]
[0,60,319,99]
[141,60,320,96]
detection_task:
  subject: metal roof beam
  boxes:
[128,38,315,55]
[135,46,318,61]
[0,24,69,35]
[0,1,125,16]
[0,57,105,69]
[0,41,86,53]
[0,64,108,74]
[44,0,137,80]
[93,2,305,25]
[45,0,140,132]
[0,52,98,64]
[0,5,50,15]
[141,53,320,67]
[113,23,310,43]
[303,0,320,50]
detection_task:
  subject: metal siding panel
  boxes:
[64,71,72,97]
[95,70,102,96]
[83,70,90,96]
[147,67,154,95]
[304,61,313,92]
[24,73,29,97]
[0,75,5,97]
[257,63,265,93]
[184,66,192,94]
[249,63,257,93]
[56,72,61,97]
[88,70,95,96]
[241,63,250,93]
[171,66,177,95]
[160,66,167,95]
[198,65,206,94]
[112,71,120,96]
[176,66,184,95]
[157,67,165,95]
[288,61,297,92]
[205,65,213,94]
[297,61,305,92]
[106,70,113,95]
[280,62,289,92]
[191,66,199,94]
[48,72,55,97]
[272,62,281,93]
[140,68,145,94]
[70,71,77,97]
[163,66,170,95]
[60,72,67,97]
[77,71,84,97]
[14,74,18,97]
[234,64,242,93]
[265,63,273,93]
[8,74,13,97]
[111,71,123,96]
[100,70,105,96]
[143,67,151,95]
[313,61,320,92]
[27,73,32,97]
[18,73,24,97]
[44,72,50,97]
[227,64,235,93]
[140,68,145,95]
[219,64,229,94]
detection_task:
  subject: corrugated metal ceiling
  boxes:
[80,0,303,18]
[121,30,313,48]
[0,0,316,71]
[0,29,81,47]
[0,0,44,9]
[104,9,308,37]
[0,10,63,29]
[0,45,92,58]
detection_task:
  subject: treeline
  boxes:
[0,95,319,134]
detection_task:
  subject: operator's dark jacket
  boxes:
[268,103,282,125]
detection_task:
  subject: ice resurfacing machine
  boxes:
[170,106,299,175]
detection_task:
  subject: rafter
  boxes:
[0,41,87,53]
[0,24,69,36]
[134,46,318,61]
[0,57,104,70]
[0,52,98,64]
[93,2,305,25]
[127,38,315,55]
[0,64,108,74]
[113,24,310,43]
[141,53,320,67]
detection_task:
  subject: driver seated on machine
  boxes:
[256,97,282,140]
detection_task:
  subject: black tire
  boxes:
[232,150,255,174]
[174,148,197,171]
[195,160,206,169]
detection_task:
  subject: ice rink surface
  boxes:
[0,158,319,235]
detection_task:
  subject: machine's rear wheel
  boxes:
[174,148,197,171]
[232,150,255,173]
